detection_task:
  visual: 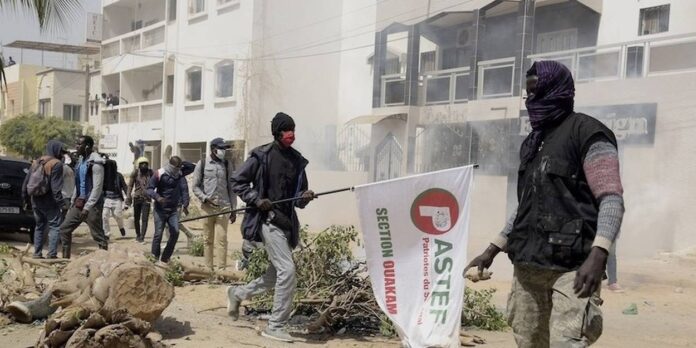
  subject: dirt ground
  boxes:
[1,220,696,348]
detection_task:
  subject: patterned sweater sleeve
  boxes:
[491,139,624,252]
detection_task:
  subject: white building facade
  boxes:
[98,0,253,170]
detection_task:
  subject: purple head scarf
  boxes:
[520,61,575,164]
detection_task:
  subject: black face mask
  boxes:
[139,164,149,173]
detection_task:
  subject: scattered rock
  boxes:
[674,287,684,294]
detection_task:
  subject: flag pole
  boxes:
[179,187,354,223]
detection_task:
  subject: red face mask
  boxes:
[280,131,295,147]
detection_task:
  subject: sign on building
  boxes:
[86,13,103,43]
[100,134,118,149]
[520,103,658,145]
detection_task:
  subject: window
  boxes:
[639,5,670,35]
[215,61,234,98]
[217,0,236,7]
[188,0,205,15]
[186,67,202,102]
[38,99,51,116]
[63,104,81,122]
[168,0,177,21]
[166,74,174,104]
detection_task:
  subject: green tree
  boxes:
[0,113,89,159]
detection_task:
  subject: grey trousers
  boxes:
[60,201,109,256]
[234,223,296,329]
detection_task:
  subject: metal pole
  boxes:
[179,187,354,223]
[84,61,90,123]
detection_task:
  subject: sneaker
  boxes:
[261,327,294,343]
[608,283,625,293]
[226,286,241,320]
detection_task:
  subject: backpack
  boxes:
[102,158,119,193]
[27,156,60,197]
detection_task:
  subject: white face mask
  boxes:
[215,148,226,158]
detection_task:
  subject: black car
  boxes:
[0,156,34,240]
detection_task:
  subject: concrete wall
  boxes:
[166,0,253,159]
[248,0,343,170]
[296,170,369,230]
[36,69,86,120]
[0,65,41,119]
[597,0,696,45]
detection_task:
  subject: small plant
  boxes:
[188,236,204,257]
[164,258,184,287]
[0,243,11,254]
[379,314,397,337]
[462,287,507,331]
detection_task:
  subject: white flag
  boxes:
[354,166,474,347]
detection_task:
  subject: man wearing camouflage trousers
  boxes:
[466,61,624,348]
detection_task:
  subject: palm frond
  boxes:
[0,0,83,33]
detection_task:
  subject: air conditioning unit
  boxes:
[456,28,474,48]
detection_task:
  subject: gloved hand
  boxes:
[574,247,608,298]
[300,190,316,205]
[125,196,133,206]
[464,244,501,278]
[229,212,237,224]
[255,198,273,211]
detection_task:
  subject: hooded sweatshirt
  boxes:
[22,140,65,208]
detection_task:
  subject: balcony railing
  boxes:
[102,22,166,59]
[102,100,162,124]
[528,32,696,81]
[421,66,471,105]
[381,74,406,107]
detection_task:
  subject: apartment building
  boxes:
[0,64,42,122]
[35,68,88,122]
[361,0,696,256]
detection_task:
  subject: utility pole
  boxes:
[84,59,90,123]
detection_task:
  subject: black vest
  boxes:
[507,113,617,271]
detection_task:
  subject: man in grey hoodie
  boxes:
[60,135,108,258]
[22,139,67,259]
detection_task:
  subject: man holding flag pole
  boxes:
[225,112,316,343]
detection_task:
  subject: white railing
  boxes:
[104,100,163,124]
[381,73,407,107]
[421,66,471,105]
[477,57,516,99]
[528,32,696,81]
[101,109,118,125]
[102,21,166,59]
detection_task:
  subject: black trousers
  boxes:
[133,200,151,241]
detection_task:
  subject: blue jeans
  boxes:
[33,204,63,257]
[152,209,179,262]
